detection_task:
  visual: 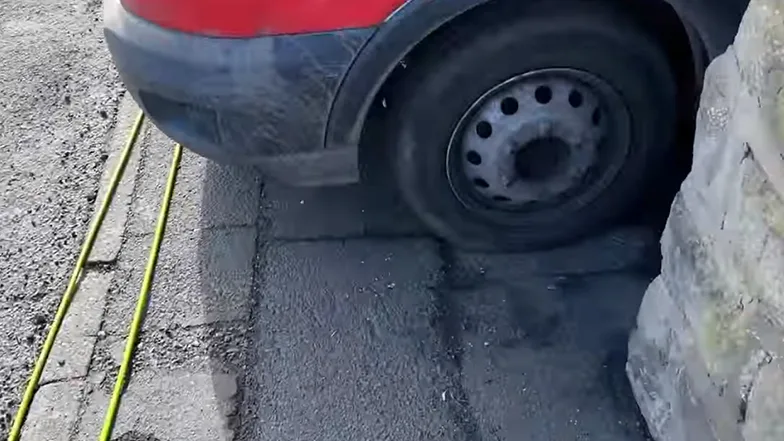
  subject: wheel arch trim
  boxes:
[324,0,494,151]
[323,0,748,152]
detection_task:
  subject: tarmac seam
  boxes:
[37,375,88,388]
[430,242,484,441]
[231,181,268,441]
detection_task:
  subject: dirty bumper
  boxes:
[103,0,374,185]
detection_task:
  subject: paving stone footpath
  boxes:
[19,95,262,441]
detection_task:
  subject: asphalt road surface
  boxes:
[230,151,660,441]
[60,129,661,441]
[0,0,122,432]
[1,2,665,439]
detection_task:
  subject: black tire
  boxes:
[388,3,678,251]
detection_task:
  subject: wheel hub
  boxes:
[447,68,624,210]
[514,137,569,182]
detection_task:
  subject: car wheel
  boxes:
[388,3,678,251]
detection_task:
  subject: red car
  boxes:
[104,0,747,250]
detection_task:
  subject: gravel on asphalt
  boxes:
[0,0,122,435]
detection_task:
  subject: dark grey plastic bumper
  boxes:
[103,0,374,185]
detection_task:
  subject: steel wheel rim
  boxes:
[446,68,631,215]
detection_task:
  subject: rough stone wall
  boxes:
[627,1,784,440]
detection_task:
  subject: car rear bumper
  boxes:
[103,0,374,185]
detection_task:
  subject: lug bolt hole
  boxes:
[591,108,601,126]
[500,97,519,115]
[473,178,489,188]
[466,151,482,165]
[568,90,583,108]
[534,86,552,104]
[476,121,492,138]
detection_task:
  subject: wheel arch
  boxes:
[323,0,748,153]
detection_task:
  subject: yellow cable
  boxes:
[98,143,182,441]
[7,112,146,441]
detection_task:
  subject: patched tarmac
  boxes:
[6,36,660,441]
[239,149,657,441]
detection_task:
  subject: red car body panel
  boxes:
[121,0,409,37]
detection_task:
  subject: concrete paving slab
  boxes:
[127,133,262,236]
[358,137,428,237]
[88,95,144,264]
[246,239,464,441]
[20,380,83,441]
[76,371,236,441]
[103,227,255,335]
[42,270,112,383]
[262,181,426,240]
[263,183,365,239]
